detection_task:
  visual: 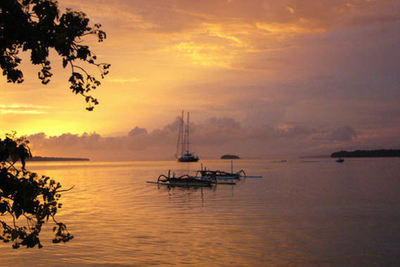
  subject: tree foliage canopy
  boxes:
[0,0,110,110]
[0,133,73,249]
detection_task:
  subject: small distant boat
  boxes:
[176,111,199,162]
[220,154,240,159]
[336,158,344,163]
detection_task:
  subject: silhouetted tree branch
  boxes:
[0,133,73,248]
[0,0,110,110]
[0,0,110,249]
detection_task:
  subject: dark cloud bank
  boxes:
[27,117,359,160]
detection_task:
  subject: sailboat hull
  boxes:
[177,154,199,162]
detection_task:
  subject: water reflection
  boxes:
[1,159,399,266]
[152,182,222,207]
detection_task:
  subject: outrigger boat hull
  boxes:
[148,171,217,187]
[196,175,240,180]
[147,180,236,186]
[146,181,213,187]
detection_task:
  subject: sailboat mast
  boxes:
[176,111,182,157]
[186,112,190,154]
[181,110,185,156]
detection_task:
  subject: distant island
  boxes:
[331,149,400,158]
[221,154,240,159]
[27,156,90,161]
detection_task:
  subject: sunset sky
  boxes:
[1,0,400,160]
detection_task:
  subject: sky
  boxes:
[1,0,400,160]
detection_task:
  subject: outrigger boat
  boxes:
[147,170,236,186]
[195,162,262,180]
[196,161,245,180]
[148,171,213,187]
[195,168,246,180]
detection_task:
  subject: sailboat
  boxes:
[176,111,199,162]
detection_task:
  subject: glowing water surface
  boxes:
[1,158,400,266]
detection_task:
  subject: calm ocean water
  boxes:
[1,158,400,266]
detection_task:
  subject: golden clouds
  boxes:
[171,16,325,69]
[205,23,243,45]
[255,21,325,35]
[63,0,388,72]
[286,7,295,14]
[174,41,225,66]
[0,104,51,114]
[169,22,247,67]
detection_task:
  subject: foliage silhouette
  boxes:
[0,0,110,110]
[0,133,73,248]
[0,0,109,248]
